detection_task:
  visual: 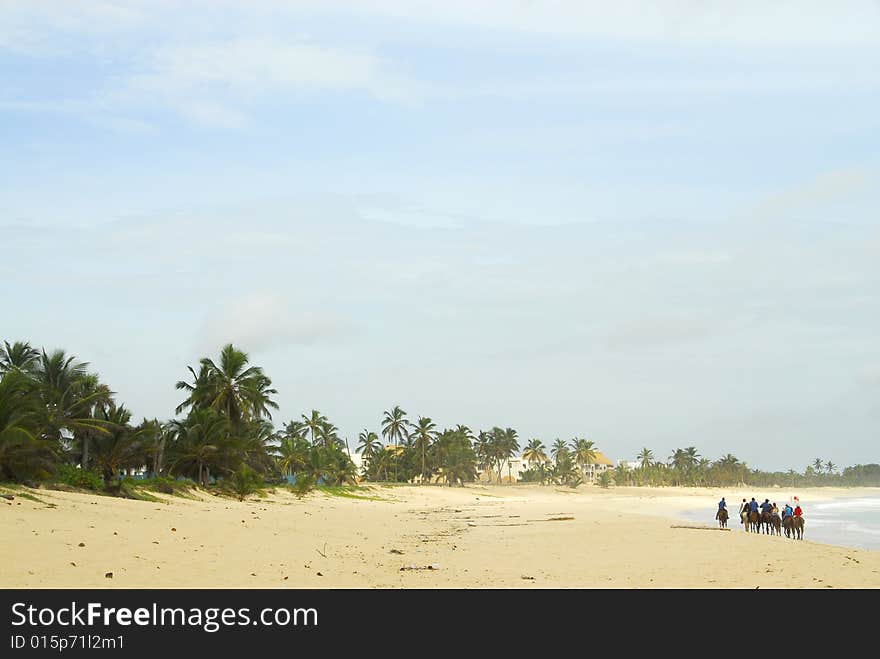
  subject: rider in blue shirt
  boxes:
[759,499,772,514]
[718,497,727,511]
[782,504,793,520]
[748,498,759,513]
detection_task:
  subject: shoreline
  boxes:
[3,483,880,589]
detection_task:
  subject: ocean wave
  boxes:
[813,497,880,512]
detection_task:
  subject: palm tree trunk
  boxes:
[81,436,89,469]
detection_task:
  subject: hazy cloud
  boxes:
[197,292,356,353]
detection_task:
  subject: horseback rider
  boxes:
[748,498,759,514]
[771,502,779,515]
[759,499,772,515]
[794,503,803,518]
[782,503,793,520]
[716,497,727,520]
[738,498,748,524]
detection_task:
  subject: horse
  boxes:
[740,509,751,531]
[716,508,729,529]
[760,510,781,535]
[760,510,772,534]
[748,510,761,534]
[782,515,804,539]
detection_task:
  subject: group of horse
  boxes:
[715,507,804,539]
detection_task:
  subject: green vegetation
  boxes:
[3,338,877,504]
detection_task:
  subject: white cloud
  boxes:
[197,292,355,353]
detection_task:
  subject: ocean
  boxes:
[680,495,880,551]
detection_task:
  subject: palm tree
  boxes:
[522,439,548,467]
[276,433,311,477]
[381,406,410,482]
[167,409,230,486]
[33,350,114,458]
[502,428,519,483]
[637,447,654,470]
[813,458,824,472]
[411,416,438,484]
[571,438,598,481]
[473,431,492,481]
[301,410,328,446]
[551,439,569,465]
[356,429,381,475]
[825,461,837,475]
[318,419,342,450]
[86,404,150,486]
[0,369,55,481]
[175,344,278,425]
[0,341,40,374]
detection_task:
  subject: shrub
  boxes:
[289,472,316,498]
[226,464,265,501]
[55,463,103,491]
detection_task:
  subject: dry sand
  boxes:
[2,483,879,588]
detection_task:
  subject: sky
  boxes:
[2,1,879,472]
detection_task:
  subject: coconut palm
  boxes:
[318,419,342,450]
[175,344,278,425]
[813,458,824,472]
[411,416,438,484]
[301,410,328,447]
[33,351,114,464]
[551,439,569,465]
[473,431,492,481]
[637,447,654,470]
[86,404,149,486]
[825,461,837,475]
[166,409,231,486]
[501,427,519,483]
[276,433,311,477]
[0,369,55,481]
[522,439,548,467]
[381,406,410,482]
[0,341,40,374]
[437,430,477,486]
[571,438,597,481]
[356,429,382,465]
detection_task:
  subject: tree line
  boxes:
[3,339,877,495]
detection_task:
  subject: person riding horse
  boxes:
[716,497,729,527]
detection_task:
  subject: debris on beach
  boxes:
[521,575,535,580]
[171,527,176,532]
[670,524,729,532]
[78,542,85,547]
[546,516,575,521]
[467,522,477,527]
[105,572,113,579]
[2,494,14,500]
[389,549,405,555]
[400,564,440,571]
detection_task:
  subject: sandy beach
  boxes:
[3,484,879,589]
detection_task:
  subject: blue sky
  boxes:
[2,1,879,472]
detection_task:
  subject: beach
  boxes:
[3,484,880,589]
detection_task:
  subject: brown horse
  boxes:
[716,508,729,529]
[783,515,804,539]
[767,512,781,536]
[748,510,761,533]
